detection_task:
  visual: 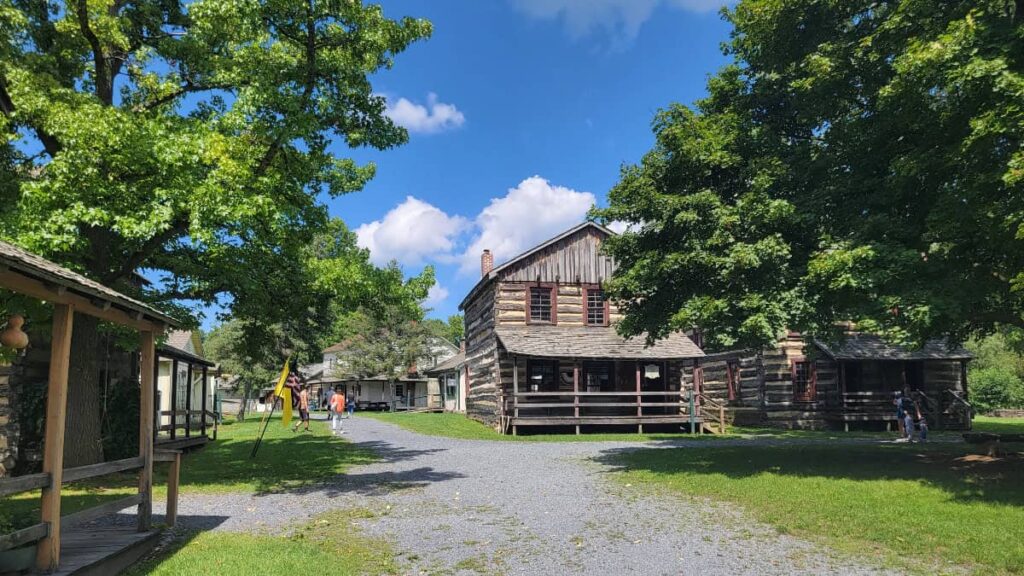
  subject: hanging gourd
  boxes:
[0,314,29,350]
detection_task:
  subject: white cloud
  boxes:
[424,282,450,307]
[511,0,727,45]
[606,220,630,234]
[355,196,470,266]
[385,93,465,134]
[458,176,596,275]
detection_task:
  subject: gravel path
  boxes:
[155,417,900,575]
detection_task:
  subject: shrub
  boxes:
[970,366,1024,414]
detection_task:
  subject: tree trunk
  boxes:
[63,314,106,467]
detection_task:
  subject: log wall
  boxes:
[464,282,499,426]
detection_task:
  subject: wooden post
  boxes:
[165,451,181,527]
[138,330,156,532]
[573,362,580,435]
[152,356,160,444]
[512,356,519,436]
[169,359,178,440]
[35,304,74,572]
[185,362,193,438]
[201,365,208,437]
[636,363,642,434]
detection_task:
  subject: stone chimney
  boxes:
[481,249,494,277]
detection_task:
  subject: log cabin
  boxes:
[458,222,708,434]
[695,332,973,431]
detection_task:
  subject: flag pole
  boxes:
[250,394,279,458]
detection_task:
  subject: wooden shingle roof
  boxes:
[496,326,704,360]
[424,351,465,374]
[814,334,971,361]
[0,240,178,327]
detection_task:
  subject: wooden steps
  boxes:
[48,526,161,576]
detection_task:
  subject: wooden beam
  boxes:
[62,495,142,528]
[201,365,208,437]
[165,451,181,527]
[0,523,48,553]
[169,359,178,441]
[62,457,143,483]
[36,303,73,572]
[185,362,192,438]
[573,362,580,435]
[636,363,642,434]
[0,270,160,331]
[138,331,156,532]
[0,472,49,498]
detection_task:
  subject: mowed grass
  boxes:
[124,510,395,576]
[358,411,724,442]
[974,416,1024,435]
[610,443,1024,575]
[0,416,373,531]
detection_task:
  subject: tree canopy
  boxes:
[0,0,430,330]
[593,0,1024,351]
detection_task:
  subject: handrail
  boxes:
[62,456,144,484]
[0,472,50,498]
[0,523,49,552]
[61,494,142,527]
[513,390,685,398]
[697,393,728,434]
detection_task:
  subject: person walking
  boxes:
[346,394,356,419]
[894,391,906,439]
[325,387,335,415]
[330,390,346,434]
[292,383,311,432]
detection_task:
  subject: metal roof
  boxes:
[814,334,971,361]
[0,240,178,326]
[496,326,704,360]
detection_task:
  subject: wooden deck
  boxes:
[510,415,697,426]
[154,434,210,451]
[49,526,161,576]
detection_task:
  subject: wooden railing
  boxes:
[945,390,973,429]
[697,394,727,435]
[157,409,218,441]
[0,450,182,553]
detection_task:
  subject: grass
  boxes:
[358,411,727,442]
[359,411,909,442]
[0,416,373,532]
[123,510,395,576]
[974,416,1024,435]
[609,443,1024,575]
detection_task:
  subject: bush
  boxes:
[970,366,1024,414]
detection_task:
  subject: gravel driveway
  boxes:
[162,417,899,575]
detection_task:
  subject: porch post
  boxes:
[636,362,642,434]
[201,365,209,437]
[573,361,580,435]
[512,356,519,436]
[35,304,74,571]
[170,359,178,440]
[138,330,156,531]
[185,362,193,438]
[152,353,159,444]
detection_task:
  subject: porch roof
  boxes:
[424,351,465,375]
[814,334,971,361]
[496,326,704,360]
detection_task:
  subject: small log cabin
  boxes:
[458,222,707,434]
[696,332,973,430]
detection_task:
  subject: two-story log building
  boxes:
[458,222,707,434]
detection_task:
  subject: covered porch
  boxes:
[155,345,217,451]
[816,335,973,430]
[494,327,707,434]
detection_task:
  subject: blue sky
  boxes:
[323,0,733,323]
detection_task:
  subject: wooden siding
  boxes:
[498,226,615,285]
[496,282,624,327]
[464,282,499,426]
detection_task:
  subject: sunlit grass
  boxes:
[611,443,1024,575]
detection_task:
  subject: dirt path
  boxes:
[163,418,899,575]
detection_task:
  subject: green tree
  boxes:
[423,314,463,346]
[0,0,430,463]
[331,303,428,410]
[593,0,1023,351]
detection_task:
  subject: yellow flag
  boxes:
[261,357,292,428]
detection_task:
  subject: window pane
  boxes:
[530,287,552,321]
[527,360,556,391]
[586,289,605,325]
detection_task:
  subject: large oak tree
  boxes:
[594,0,1023,351]
[0,0,430,464]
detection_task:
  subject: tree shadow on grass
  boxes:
[593,442,1024,508]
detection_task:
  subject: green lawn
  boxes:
[974,416,1024,435]
[358,411,728,442]
[1,416,372,532]
[124,510,394,576]
[359,411,911,442]
[610,443,1024,575]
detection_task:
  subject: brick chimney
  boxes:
[481,249,494,277]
